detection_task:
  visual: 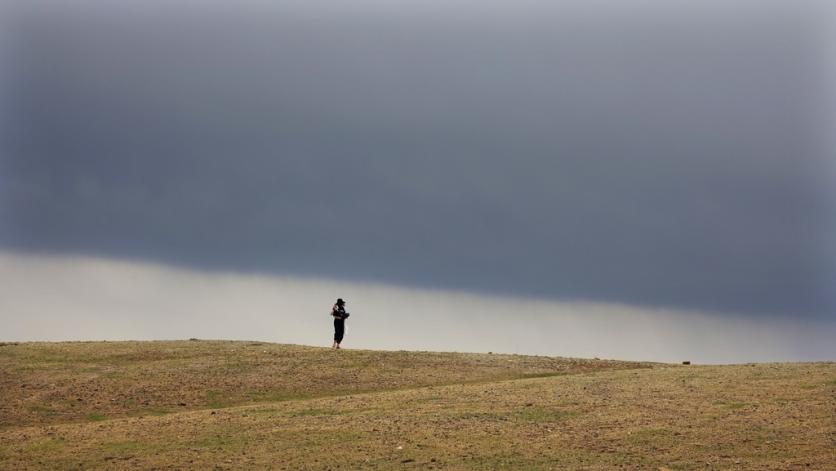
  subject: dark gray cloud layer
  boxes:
[3,0,835,318]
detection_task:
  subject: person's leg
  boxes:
[334,319,345,348]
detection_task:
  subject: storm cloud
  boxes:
[2,0,835,319]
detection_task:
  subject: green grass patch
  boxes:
[24,437,66,454]
[512,406,577,423]
[626,428,673,445]
[518,372,569,379]
[189,433,252,450]
[101,370,127,379]
[86,413,107,422]
[248,390,310,403]
[713,400,747,409]
[206,390,230,408]
[451,405,578,424]
[101,440,143,454]
[288,407,345,417]
[452,411,506,421]
[458,444,578,471]
[100,440,163,455]
[141,407,173,416]
[412,395,444,404]
[297,430,366,447]
[28,404,57,416]
[453,406,578,424]
[248,406,280,415]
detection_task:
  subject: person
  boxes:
[331,298,350,349]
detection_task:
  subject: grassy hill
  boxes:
[0,341,833,469]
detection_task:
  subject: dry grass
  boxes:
[0,341,833,470]
[0,340,646,428]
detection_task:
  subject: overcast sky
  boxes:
[1,0,835,358]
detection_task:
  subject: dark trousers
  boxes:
[333,318,345,343]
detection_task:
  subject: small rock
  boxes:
[401,459,415,463]
[178,402,187,406]
[396,446,403,450]
[525,403,534,407]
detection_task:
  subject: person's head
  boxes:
[336,298,345,306]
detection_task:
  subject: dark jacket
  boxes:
[331,304,349,320]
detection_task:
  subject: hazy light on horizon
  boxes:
[2,251,832,363]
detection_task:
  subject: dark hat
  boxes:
[336,298,346,305]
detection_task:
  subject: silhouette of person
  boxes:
[331,298,349,349]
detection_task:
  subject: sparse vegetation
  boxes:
[0,340,646,428]
[85,413,107,422]
[1,341,833,469]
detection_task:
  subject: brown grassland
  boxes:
[0,341,833,470]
